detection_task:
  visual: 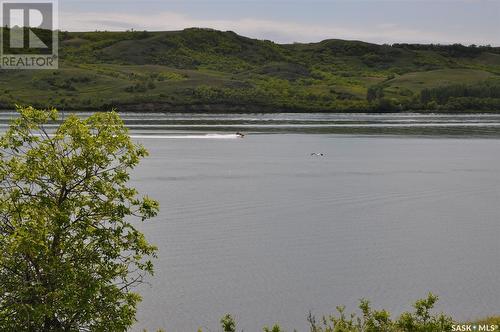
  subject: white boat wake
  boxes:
[130,134,242,139]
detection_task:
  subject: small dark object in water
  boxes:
[310,153,325,157]
[236,132,245,138]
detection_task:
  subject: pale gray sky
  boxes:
[60,0,500,45]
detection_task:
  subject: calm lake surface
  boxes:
[3,112,499,331]
[121,113,500,332]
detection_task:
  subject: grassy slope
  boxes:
[1,28,500,112]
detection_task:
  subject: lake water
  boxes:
[121,113,500,332]
[2,112,499,331]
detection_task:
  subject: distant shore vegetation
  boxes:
[1,28,500,113]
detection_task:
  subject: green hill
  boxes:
[1,27,500,112]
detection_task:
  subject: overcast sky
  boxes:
[59,0,500,45]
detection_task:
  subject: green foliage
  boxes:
[1,28,500,112]
[392,43,500,57]
[125,82,150,93]
[221,313,237,332]
[367,85,385,102]
[264,324,285,332]
[0,106,159,331]
[474,316,500,328]
[420,81,500,105]
[397,293,453,332]
[420,81,500,110]
[308,293,453,332]
[149,311,499,332]
[31,72,91,91]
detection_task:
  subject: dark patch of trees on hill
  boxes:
[421,81,500,104]
[367,88,402,112]
[314,40,403,57]
[393,43,500,57]
[420,81,500,111]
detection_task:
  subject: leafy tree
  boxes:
[398,293,453,332]
[374,98,398,112]
[0,106,159,331]
[221,314,237,332]
[263,324,284,332]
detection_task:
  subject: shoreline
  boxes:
[2,107,500,115]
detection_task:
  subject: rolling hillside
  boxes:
[1,28,500,112]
